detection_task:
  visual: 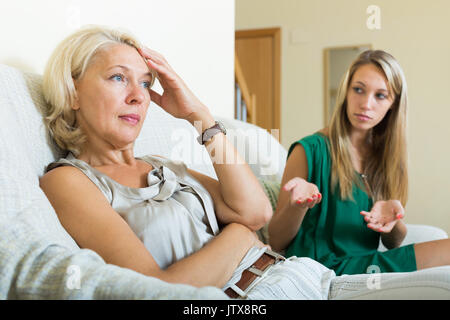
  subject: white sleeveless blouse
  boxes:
[47,154,266,290]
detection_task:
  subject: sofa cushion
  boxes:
[215,117,287,182]
[0,64,77,247]
[256,179,280,244]
[135,104,217,179]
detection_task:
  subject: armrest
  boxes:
[378,224,449,252]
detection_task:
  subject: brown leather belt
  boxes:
[225,250,285,298]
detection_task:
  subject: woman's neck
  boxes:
[348,128,372,173]
[77,144,137,167]
[349,128,371,153]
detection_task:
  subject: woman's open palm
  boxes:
[283,177,322,209]
[360,200,405,233]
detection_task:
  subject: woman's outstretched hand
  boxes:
[282,177,322,210]
[360,200,405,233]
[138,47,211,124]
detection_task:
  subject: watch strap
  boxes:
[197,121,226,145]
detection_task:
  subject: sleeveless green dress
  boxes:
[285,133,417,275]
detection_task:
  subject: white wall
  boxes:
[236,0,450,235]
[0,0,235,118]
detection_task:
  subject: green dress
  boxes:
[285,133,417,275]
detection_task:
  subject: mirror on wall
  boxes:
[323,44,372,125]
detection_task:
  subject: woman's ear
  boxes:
[71,95,80,111]
[71,101,80,111]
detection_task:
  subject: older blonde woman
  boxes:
[269,50,450,275]
[39,25,338,299]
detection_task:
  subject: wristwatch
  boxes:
[197,121,227,145]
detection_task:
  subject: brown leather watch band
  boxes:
[197,121,226,145]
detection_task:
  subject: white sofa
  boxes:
[0,63,449,299]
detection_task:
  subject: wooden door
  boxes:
[235,28,281,137]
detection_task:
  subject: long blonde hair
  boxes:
[42,25,155,156]
[328,50,408,206]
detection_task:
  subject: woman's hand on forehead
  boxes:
[137,46,212,125]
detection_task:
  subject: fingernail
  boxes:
[396,213,403,219]
[307,198,313,203]
[296,200,302,204]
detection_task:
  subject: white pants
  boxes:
[242,257,450,300]
[244,256,336,300]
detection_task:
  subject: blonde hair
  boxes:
[328,50,408,205]
[42,25,155,156]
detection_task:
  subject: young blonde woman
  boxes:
[269,50,450,275]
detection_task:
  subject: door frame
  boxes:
[235,27,281,135]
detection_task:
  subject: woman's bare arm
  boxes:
[138,47,272,232]
[40,166,259,288]
[268,144,320,252]
[187,168,270,231]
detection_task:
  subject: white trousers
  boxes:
[242,257,450,300]
[244,256,336,300]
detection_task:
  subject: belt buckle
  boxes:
[247,249,285,277]
[264,249,286,263]
[227,250,285,299]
